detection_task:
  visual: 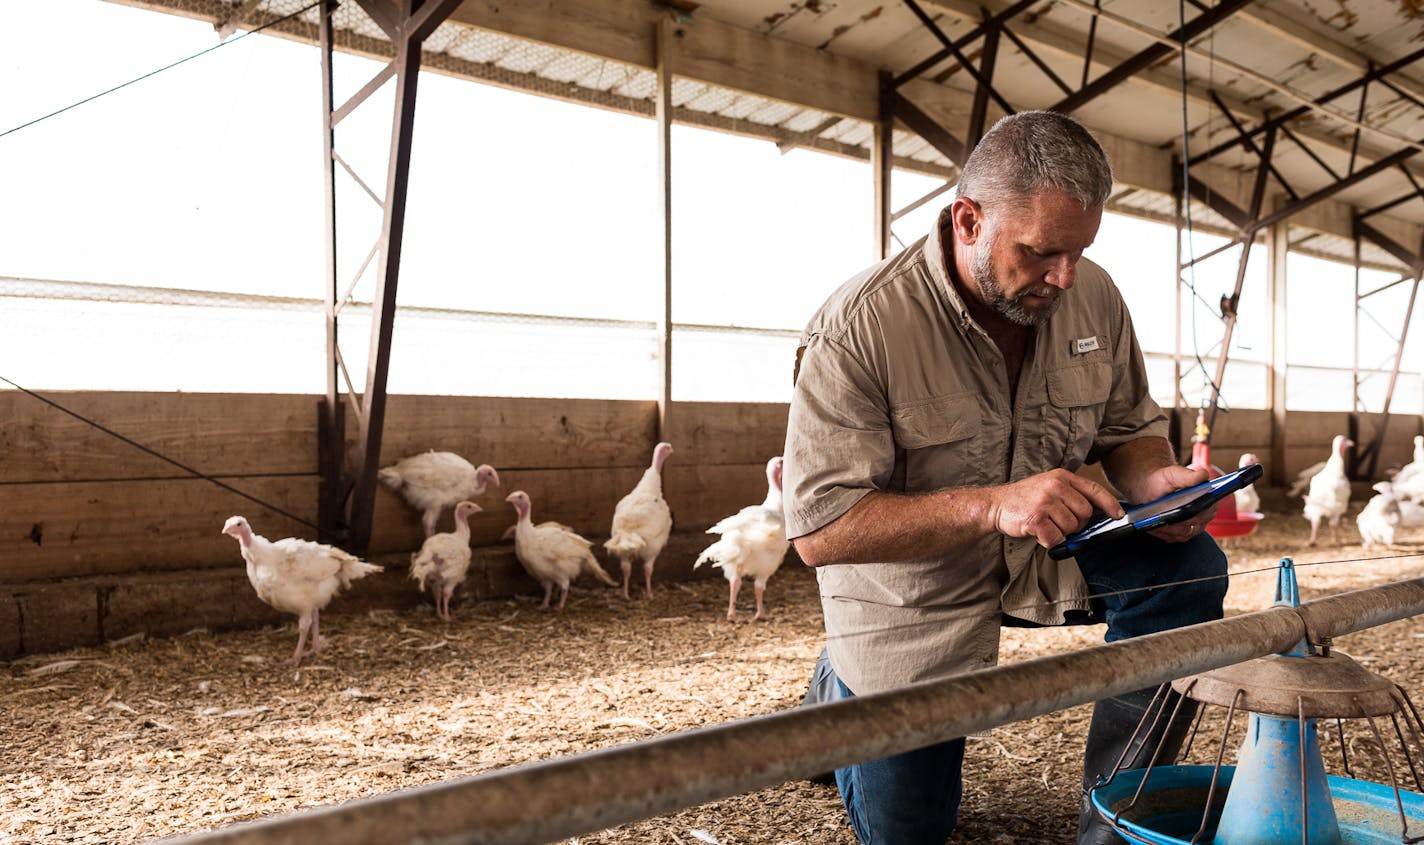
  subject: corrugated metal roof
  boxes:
[114,0,1424,268]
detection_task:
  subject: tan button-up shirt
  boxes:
[784,212,1167,696]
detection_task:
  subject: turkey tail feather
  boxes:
[585,556,618,587]
[603,533,645,559]
[377,467,403,492]
[337,555,383,588]
[694,540,727,570]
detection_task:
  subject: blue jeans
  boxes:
[821,532,1227,845]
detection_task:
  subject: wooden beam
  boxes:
[213,0,263,39]
[887,90,966,165]
[1052,0,1258,114]
[1232,4,1424,109]
[0,390,790,581]
[100,0,1424,246]
[1187,174,1252,231]
[447,0,880,122]
[918,0,1424,188]
[655,19,674,439]
[873,74,894,260]
[1268,216,1289,487]
[1358,219,1423,272]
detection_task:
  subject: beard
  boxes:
[971,230,1062,327]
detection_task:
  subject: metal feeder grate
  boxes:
[1089,558,1424,844]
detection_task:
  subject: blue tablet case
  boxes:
[1047,462,1263,561]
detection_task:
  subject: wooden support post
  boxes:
[873,72,893,261]
[655,18,675,440]
[1353,228,1363,416]
[1267,216,1289,487]
[317,0,345,545]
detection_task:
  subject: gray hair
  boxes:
[955,111,1112,213]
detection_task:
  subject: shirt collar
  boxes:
[924,206,973,327]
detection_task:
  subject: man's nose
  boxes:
[1045,256,1077,290]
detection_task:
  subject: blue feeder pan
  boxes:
[1091,765,1424,844]
[1089,559,1424,844]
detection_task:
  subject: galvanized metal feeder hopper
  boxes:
[1089,559,1424,843]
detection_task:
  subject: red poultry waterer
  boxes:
[1188,420,1263,540]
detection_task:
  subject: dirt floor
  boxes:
[8,508,1424,845]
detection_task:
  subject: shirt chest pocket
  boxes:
[890,394,986,491]
[1041,361,1112,470]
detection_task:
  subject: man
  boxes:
[785,110,1227,845]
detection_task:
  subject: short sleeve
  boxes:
[783,332,895,539]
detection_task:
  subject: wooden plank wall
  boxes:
[1168,408,1422,482]
[0,392,790,584]
[2,390,1421,657]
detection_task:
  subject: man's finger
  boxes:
[1022,512,1066,548]
[1034,522,1066,549]
[1064,473,1125,518]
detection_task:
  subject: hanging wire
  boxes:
[0,374,319,530]
[1177,0,1230,417]
[792,552,1424,653]
[0,3,333,529]
[627,548,1424,682]
[0,0,322,141]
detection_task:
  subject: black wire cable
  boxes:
[1177,0,1230,417]
[0,374,319,530]
[0,3,334,528]
[802,552,1424,651]
[0,0,322,141]
[624,551,1424,676]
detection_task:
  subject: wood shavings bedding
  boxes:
[4,515,1424,843]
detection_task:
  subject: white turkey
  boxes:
[505,490,617,610]
[1287,461,1326,499]
[1302,435,1354,546]
[694,456,789,622]
[604,441,674,600]
[410,500,480,621]
[221,516,382,665]
[1389,437,1424,527]
[1398,494,1424,528]
[378,451,500,537]
[1357,481,1402,551]
[1392,435,1424,489]
[1233,453,1262,514]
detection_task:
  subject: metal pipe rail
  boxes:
[160,577,1424,845]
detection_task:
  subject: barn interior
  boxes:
[6,0,1424,843]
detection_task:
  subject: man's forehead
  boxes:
[990,192,1101,240]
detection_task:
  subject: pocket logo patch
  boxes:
[1073,336,1101,354]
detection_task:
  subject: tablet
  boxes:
[1047,462,1263,561]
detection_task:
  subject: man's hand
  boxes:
[985,469,1125,549]
[1135,464,1214,543]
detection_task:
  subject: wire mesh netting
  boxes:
[3,0,1418,411]
[0,277,803,400]
[1,1,872,403]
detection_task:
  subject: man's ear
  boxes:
[949,196,983,245]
